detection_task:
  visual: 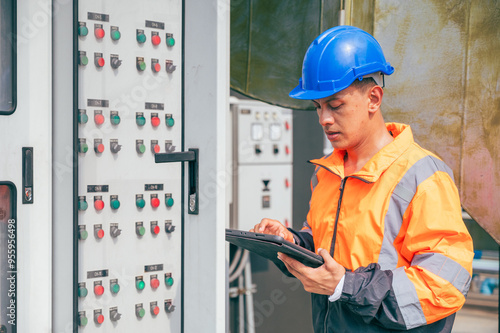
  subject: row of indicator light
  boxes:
[77,139,176,155]
[78,221,176,240]
[78,274,174,298]
[78,300,175,326]
[254,144,291,155]
[78,53,177,73]
[78,111,175,128]
[78,23,176,47]
[78,194,175,211]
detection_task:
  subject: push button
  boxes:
[94,283,104,296]
[151,34,161,46]
[94,26,105,39]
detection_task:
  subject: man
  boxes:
[251,26,474,332]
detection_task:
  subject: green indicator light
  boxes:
[79,55,88,66]
[111,115,121,125]
[136,280,145,290]
[137,33,146,43]
[78,26,88,37]
[166,117,175,127]
[136,198,146,208]
[139,145,146,154]
[78,286,88,297]
[79,316,88,327]
[78,200,88,211]
[111,283,120,294]
[111,30,121,41]
[79,143,88,153]
[137,308,146,318]
[137,61,146,71]
[111,199,120,210]
[166,36,175,47]
[78,230,88,240]
[136,116,146,126]
[165,277,174,287]
[166,197,174,207]
[137,226,146,236]
[78,113,88,124]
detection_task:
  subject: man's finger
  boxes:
[278,252,309,275]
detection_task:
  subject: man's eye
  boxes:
[329,104,342,110]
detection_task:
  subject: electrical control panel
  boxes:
[76,1,182,330]
[231,98,293,232]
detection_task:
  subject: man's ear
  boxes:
[368,85,383,114]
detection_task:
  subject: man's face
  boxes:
[312,85,371,151]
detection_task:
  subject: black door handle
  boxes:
[154,148,199,214]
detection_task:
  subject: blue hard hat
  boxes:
[289,25,394,100]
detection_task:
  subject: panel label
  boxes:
[145,264,164,272]
[145,102,164,110]
[87,185,109,193]
[87,99,109,107]
[87,269,109,279]
[145,20,165,30]
[145,184,164,191]
[88,12,110,22]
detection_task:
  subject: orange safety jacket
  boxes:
[290,123,474,332]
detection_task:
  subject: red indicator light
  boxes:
[96,57,105,67]
[94,114,105,125]
[94,285,104,296]
[151,278,160,289]
[153,144,160,153]
[285,178,290,188]
[152,306,160,316]
[285,121,290,130]
[153,63,161,72]
[95,144,105,153]
[94,199,105,211]
[95,314,105,324]
[151,197,160,208]
[96,229,105,239]
[153,225,160,235]
[151,116,160,127]
[151,35,161,46]
[95,28,105,39]
[285,146,290,155]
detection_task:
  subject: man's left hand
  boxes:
[278,248,346,295]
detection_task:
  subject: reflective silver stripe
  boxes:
[311,167,319,192]
[392,267,427,329]
[378,155,455,270]
[412,253,471,296]
[301,220,313,236]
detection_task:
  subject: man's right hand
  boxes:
[250,218,294,243]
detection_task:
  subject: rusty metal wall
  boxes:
[370,0,500,242]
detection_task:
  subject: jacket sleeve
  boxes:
[289,221,315,252]
[339,171,474,330]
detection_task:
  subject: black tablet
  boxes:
[225,228,324,269]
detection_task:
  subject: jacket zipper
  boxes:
[323,297,331,333]
[330,177,347,257]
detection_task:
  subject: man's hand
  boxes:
[278,248,346,295]
[250,218,294,243]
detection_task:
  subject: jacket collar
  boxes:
[309,123,414,182]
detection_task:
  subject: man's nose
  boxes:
[318,108,334,127]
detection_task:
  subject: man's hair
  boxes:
[350,77,377,92]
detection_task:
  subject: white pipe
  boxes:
[229,249,249,283]
[244,261,256,333]
[238,274,245,333]
[229,247,243,274]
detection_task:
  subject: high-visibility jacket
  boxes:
[291,123,474,332]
